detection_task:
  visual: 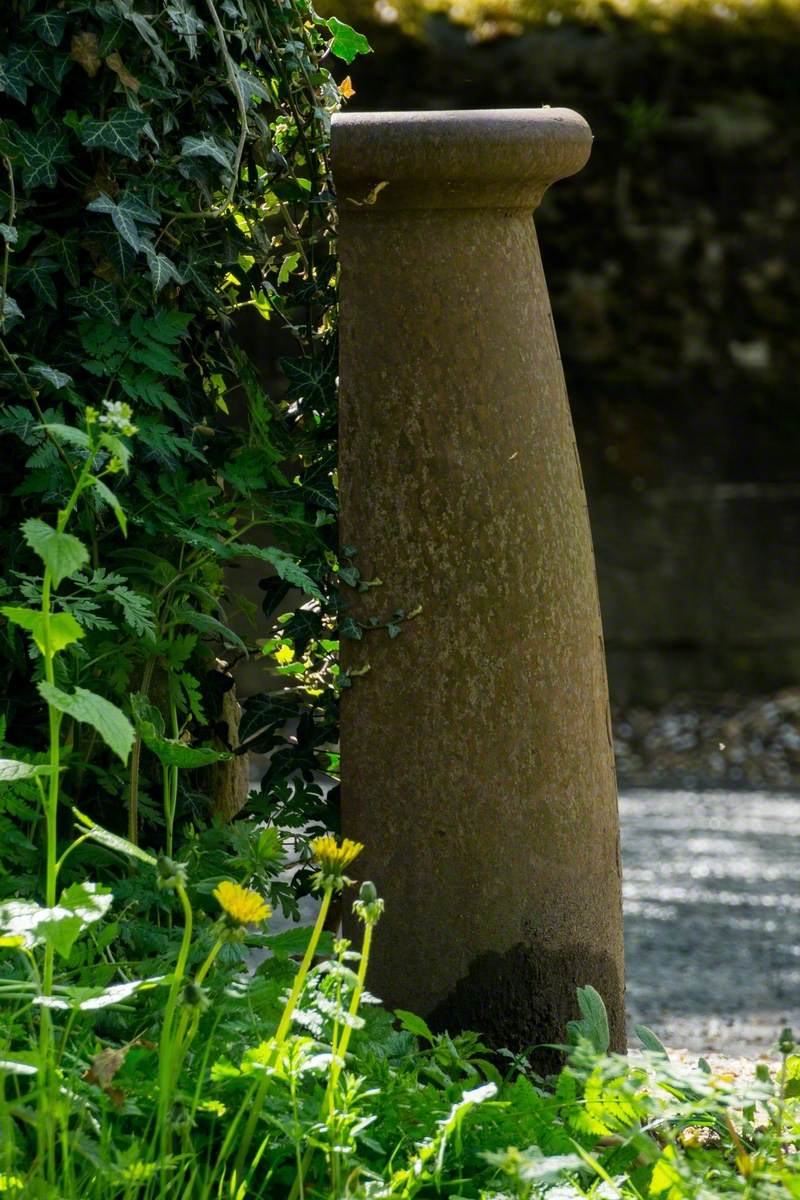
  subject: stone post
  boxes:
[333,109,625,1059]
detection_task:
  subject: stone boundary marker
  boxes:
[334,108,625,1060]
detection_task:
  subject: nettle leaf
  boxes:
[29,363,72,391]
[92,477,128,536]
[22,519,89,588]
[23,11,68,46]
[138,718,231,768]
[78,108,149,159]
[1,607,84,656]
[180,134,234,170]
[325,17,372,64]
[37,683,134,764]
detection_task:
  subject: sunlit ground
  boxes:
[622,790,800,1055]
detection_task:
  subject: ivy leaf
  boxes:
[22,519,89,588]
[78,109,149,159]
[0,224,18,246]
[0,53,29,104]
[1,607,85,656]
[279,354,332,409]
[14,257,59,308]
[23,12,68,47]
[1,293,24,327]
[68,281,120,324]
[144,247,184,293]
[29,364,72,391]
[17,44,71,94]
[13,126,70,190]
[87,191,160,252]
[37,683,134,764]
[180,134,234,170]
[325,17,372,64]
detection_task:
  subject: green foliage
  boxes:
[0,0,372,882]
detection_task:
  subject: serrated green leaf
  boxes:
[22,519,89,587]
[78,109,149,159]
[1,607,84,655]
[39,914,83,960]
[37,683,134,763]
[92,477,128,536]
[38,423,90,451]
[395,1009,434,1042]
[238,544,322,599]
[138,719,231,768]
[325,17,372,64]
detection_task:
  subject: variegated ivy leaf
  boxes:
[0,223,18,245]
[13,125,70,189]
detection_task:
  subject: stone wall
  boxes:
[335,10,800,704]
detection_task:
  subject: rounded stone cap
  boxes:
[331,108,592,212]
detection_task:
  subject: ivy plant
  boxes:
[0,0,369,888]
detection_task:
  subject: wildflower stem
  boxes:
[156,881,194,1165]
[233,883,333,1178]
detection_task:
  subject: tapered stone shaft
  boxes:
[333,109,625,1058]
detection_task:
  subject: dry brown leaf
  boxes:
[85,1045,128,1088]
[71,31,102,78]
[106,52,140,93]
[339,75,355,99]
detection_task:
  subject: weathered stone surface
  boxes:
[334,108,625,1055]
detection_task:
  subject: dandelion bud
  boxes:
[155,855,187,890]
[182,981,210,1012]
[779,1027,795,1055]
[353,879,384,926]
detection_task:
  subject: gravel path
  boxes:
[622,790,800,1057]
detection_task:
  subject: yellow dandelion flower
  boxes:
[310,834,364,886]
[213,881,271,926]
